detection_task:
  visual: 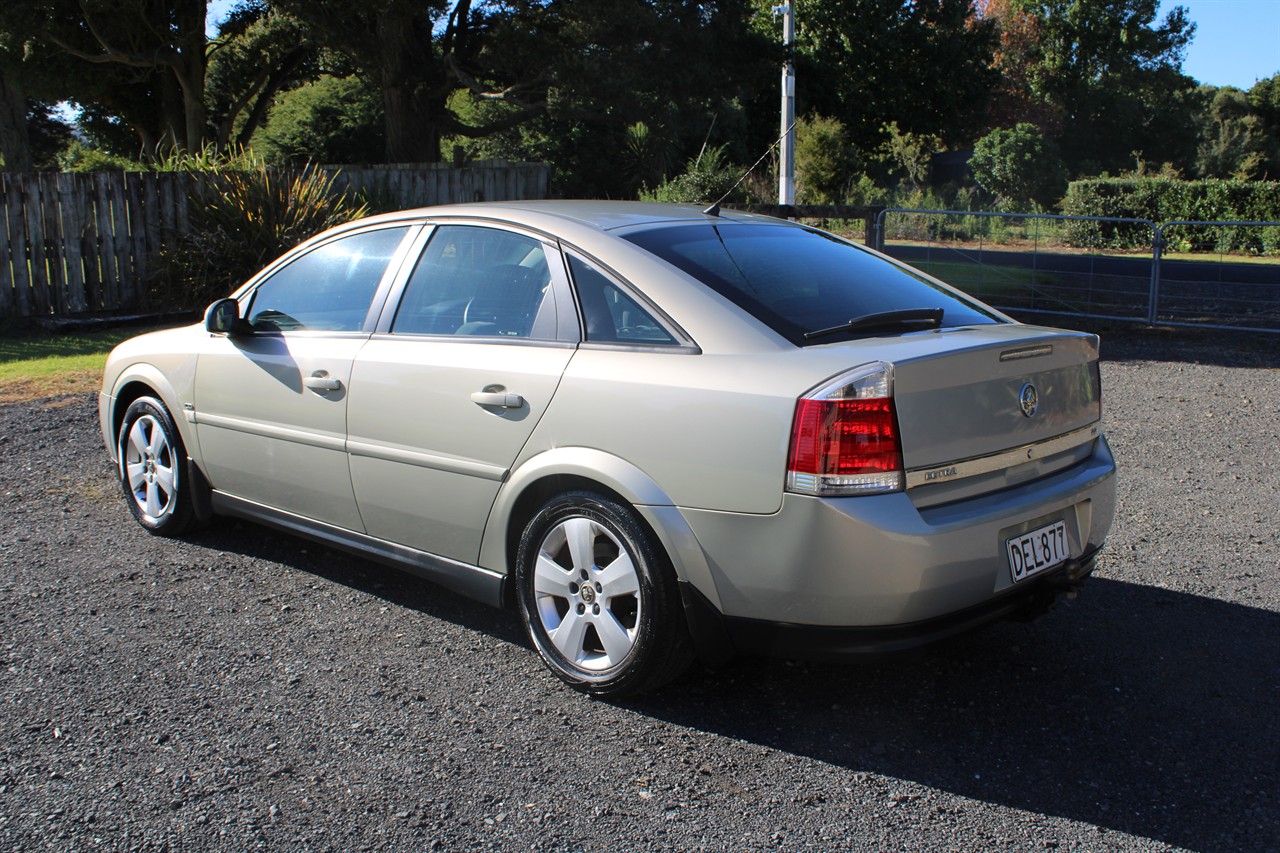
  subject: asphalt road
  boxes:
[1,327,1278,851]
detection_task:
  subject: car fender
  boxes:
[479,446,723,609]
[105,362,199,464]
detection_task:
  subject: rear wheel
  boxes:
[117,396,194,536]
[516,491,693,697]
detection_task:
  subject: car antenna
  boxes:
[703,121,796,218]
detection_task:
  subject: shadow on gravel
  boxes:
[624,579,1280,852]
[184,520,529,648]
[181,521,1278,850]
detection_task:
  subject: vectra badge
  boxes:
[1019,383,1039,417]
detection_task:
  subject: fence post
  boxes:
[873,209,885,253]
[864,205,884,249]
[1148,224,1164,326]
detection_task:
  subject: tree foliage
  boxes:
[780,0,998,151]
[970,122,1066,209]
[0,0,1272,212]
[795,114,856,204]
[255,75,384,166]
[997,0,1198,173]
[266,0,555,164]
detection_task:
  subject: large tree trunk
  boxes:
[377,8,446,163]
[382,80,444,163]
[0,70,33,171]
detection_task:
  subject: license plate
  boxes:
[1007,520,1069,583]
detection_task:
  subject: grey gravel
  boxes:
[1,327,1277,852]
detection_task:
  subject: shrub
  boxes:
[1060,178,1280,252]
[795,114,857,204]
[969,124,1066,211]
[151,165,368,309]
[640,144,746,205]
[58,141,143,172]
[254,75,384,166]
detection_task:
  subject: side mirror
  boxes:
[204,298,248,335]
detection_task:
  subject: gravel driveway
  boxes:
[2,327,1277,852]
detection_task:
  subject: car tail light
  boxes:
[786,362,904,496]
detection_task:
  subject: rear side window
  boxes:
[567,256,676,345]
[623,223,999,344]
[247,227,410,332]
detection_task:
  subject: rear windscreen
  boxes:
[622,223,1000,344]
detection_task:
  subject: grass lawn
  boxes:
[0,325,171,405]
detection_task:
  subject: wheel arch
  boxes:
[480,447,723,612]
[106,366,195,464]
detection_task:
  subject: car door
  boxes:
[194,224,416,531]
[346,223,578,564]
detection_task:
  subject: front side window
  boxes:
[392,225,555,338]
[623,223,1000,345]
[247,227,410,332]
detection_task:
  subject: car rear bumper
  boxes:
[682,550,1095,663]
[677,435,1116,631]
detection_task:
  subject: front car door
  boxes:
[194,224,416,531]
[346,222,578,563]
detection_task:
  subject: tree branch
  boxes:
[447,101,547,138]
[444,54,546,105]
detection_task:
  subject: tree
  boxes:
[795,114,857,203]
[882,121,941,191]
[773,0,998,153]
[970,123,1066,209]
[0,68,32,170]
[1005,0,1197,174]
[270,0,555,164]
[0,6,72,169]
[204,6,320,151]
[1247,73,1280,178]
[34,0,211,153]
[451,0,772,196]
[1195,86,1270,180]
[254,74,384,166]
[976,0,1062,133]
[0,1,317,160]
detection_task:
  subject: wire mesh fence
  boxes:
[875,209,1280,333]
[1153,222,1280,330]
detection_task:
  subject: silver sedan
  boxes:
[100,202,1116,696]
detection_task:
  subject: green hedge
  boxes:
[1060,178,1280,254]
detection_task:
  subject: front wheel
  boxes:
[116,396,195,536]
[515,491,693,697]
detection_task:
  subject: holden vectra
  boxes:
[100,201,1116,696]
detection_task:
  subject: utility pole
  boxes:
[775,3,796,206]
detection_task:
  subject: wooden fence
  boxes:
[0,161,552,321]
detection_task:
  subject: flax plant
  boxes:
[152,163,368,309]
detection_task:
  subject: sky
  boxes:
[1158,0,1280,88]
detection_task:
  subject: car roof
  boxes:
[352,200,789,235]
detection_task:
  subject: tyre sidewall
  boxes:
[117,396,192,536]
[516,492,668,697]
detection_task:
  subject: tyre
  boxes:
[515,490,694,697]
[116,396,195,536]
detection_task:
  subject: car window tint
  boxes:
[568,256,676,345]
[623,223,999,345]
[392,225,554,338]
[247,227,410,332]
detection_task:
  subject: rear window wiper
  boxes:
[803,307,944,341]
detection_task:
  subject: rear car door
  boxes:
[194,224,416,531]
[346,222,578,564]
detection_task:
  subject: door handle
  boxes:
[470,390,524,408]
[304,371,343,392]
